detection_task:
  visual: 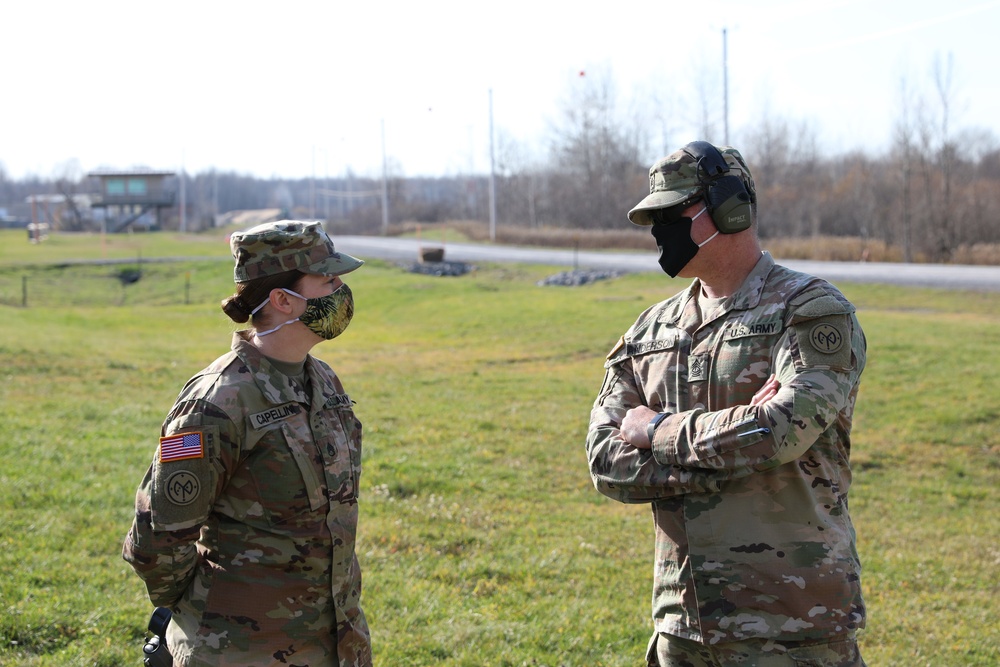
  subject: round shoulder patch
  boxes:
[165,470,201,506]
[809,323,844,354]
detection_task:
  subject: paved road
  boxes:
[335,236,1000,292]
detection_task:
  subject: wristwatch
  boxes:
[646,412,670,444]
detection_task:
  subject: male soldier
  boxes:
[586,142,867,666]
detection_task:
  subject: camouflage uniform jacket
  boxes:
[123,331,371,666]
[587,252,866,645]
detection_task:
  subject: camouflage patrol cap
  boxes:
[230,220,364,283]
[628,143,755,226]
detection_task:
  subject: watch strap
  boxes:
[646,412,670,444]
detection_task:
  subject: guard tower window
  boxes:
[127,178,148,195]
[106,179,126,195]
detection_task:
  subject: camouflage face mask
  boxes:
[255,284,354,340]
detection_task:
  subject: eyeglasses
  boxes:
[650,197,703,225]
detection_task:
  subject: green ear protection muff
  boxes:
[681,141,755,234]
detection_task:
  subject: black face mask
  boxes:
[650,205,712,277]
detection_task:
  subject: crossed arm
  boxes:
[587,336,860,504]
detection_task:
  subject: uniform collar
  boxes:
[232,331,310,405]
[727,251,775,311]
[303,354,343,412]
[659,252,775,325]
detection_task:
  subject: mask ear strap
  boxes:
[689,205,718,248]
[697,230,720,248]
[251,288,306,316]
[250,299,270,316]
[255,318,299,337]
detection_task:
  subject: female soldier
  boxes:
[123,220,372,666]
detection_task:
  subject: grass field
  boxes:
[0,231,997,666]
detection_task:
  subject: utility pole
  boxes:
[723,28,730,145]
[212,169,218,227]
[488,88,497,243]
[179,150,187,233]
[380,119,389,235]
[310,145,317,220]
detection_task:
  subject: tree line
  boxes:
[2,63,997,263]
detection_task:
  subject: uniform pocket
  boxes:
[712,335,778,406]
[242,423,326,527]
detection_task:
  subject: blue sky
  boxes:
[3,0,998,180]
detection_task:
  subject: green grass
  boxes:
[0,233,997,666]
[0,229,230,265]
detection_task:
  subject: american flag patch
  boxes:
[159,431,205,463]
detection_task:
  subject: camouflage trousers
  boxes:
[649,632,866,667]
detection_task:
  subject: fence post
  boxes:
[22,275,27,307]
[185,272,191,305]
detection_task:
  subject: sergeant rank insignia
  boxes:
[688,354,708,381]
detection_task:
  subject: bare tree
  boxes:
[546,66,647,228]
[691,66,720,141]
[52,159,86,231]
[891,74,920,261]
[0,163,12,213]
[889,56,963,262]
[932,52,957,258]
[742,114,821,238]
[494,130,542,227]
[949,127,1000,247]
